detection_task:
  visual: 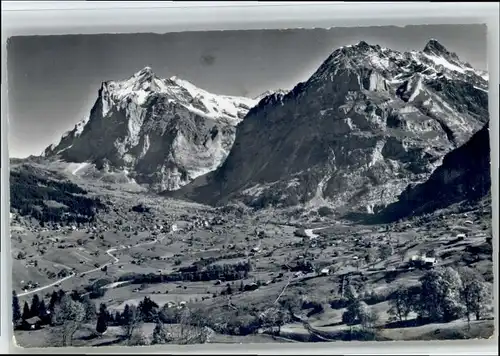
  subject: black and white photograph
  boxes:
[6,24,494,348]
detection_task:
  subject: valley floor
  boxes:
[10,172,494,348]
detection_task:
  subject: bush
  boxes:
[318,206,334,217]
[131,204,150,213]
[363,291,389,305]
[330,298,349,309]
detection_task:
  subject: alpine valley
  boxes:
[10,39,493,348]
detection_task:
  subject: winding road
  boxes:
[18,225,327,298]
[17,233,169,297]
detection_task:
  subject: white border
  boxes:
[1,1,499,354]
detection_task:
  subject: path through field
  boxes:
[17,234,170,297]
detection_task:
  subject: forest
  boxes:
[10,167,105,224]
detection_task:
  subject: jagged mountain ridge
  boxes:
[378,122,490,221]
[171,39,489,212]
[253,89,290,102]
[43,67,259,191]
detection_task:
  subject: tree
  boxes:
[318,206,333,217]
[128,330,150,346]
[358,302,379,329]
[159,305,180,324]
[138,296,159,323]
[418,267,465,322]
[378,245,393,260]
[345,284,358,302]
[459,267,490,328]
[81,296,97,322]
[107,310,115,324]
[342,306,358,325]
[114,311,122,325]
[12,291,22,328]
[57,289,66,301]
[152,320,169,345]
[364,248,377,265]
[70,290,81,302]
[342,285,369,327]
[279,293,302,316]
[388,287,414,322]
[49,291,59,313]
[30,294,41,319]
[96,304,108,335]
[38,300,48,320]
[260,306,289,335]
[166,307,209,344]
[121,304,143,343]
[52,295,86,346]
[22,301,31,321]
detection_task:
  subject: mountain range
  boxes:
[40,39,490,218]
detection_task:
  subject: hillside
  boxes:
[378,122,491,221]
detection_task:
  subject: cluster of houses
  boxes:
[21,280,40,293]
[165,300,187,309]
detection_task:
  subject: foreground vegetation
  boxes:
[12,263,492,346]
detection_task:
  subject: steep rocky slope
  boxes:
[378,122,491,221]
[172,40,489,212]
[43,67,258,191]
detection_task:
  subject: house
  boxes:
[422,257,437,268]
[22,316,42,330]
[166,301,177,308]
[320,268,330,276]
[409,255,437,269]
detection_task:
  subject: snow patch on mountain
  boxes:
[98,68,258,127]
[43,67,260,192]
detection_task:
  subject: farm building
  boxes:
[409,255,437,269]
[22,316,42,331]
[320,268,330,276]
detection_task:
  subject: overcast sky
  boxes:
[7,24,488,158]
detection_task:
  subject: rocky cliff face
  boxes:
[172,40,489,212]
[379,122,490,221]
[43,68,258,191]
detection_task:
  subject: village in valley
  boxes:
[10,169,494,346]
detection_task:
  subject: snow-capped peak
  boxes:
[307,39,488,90]
[98,68,258,125]
[423,39,457,60]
